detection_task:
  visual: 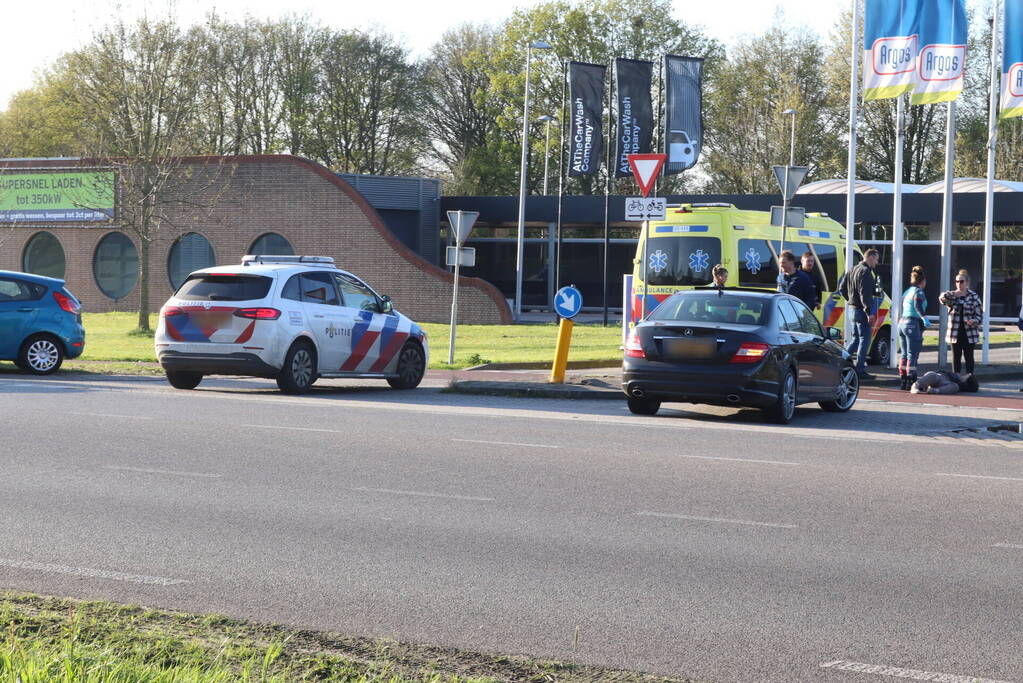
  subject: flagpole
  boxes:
[890,94,905,370]
[603,63,613,326]
[938,100,956,369]
[982,1,1000,365]
[555,59,568,299]
[845,0,861,342]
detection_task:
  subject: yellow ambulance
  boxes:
[629,203,893,365]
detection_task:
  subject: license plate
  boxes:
[662,337,715,359]
[190,311,233,328]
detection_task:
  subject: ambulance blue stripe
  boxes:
[655,225,709,233]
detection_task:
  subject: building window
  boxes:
[168,232,215,290]
[22,231,66,279]
[93,232,138,300]
[249,233,294,256]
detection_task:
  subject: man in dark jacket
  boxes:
[843,248,880,379]
[780,250,816,311]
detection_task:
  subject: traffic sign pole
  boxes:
[446,210,478,365]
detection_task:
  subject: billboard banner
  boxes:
[0,172,115,222]
[614,58,654,178]
[662,55,703,176]
[1001,0,1023,118]
[911,0,968,105]
[568,61,607,177]
[863,0,921,101]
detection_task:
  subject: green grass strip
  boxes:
[0,593,689,683]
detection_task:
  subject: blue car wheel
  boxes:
[18,334,64,375]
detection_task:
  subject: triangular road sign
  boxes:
[772,165,809,201]
[627,154,667,198]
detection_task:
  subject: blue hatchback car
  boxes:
[0,270,85,374]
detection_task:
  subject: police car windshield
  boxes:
[649,292,767,325]
[176,274,273,301]
[645,234,720,286]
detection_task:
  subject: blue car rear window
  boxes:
[175,275,272,301]
[650,293,767,325]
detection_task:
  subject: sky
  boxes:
[1,0,846,108]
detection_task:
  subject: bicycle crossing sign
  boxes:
[625,196,666,221]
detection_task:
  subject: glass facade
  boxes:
[93,232,139,300]
[22,231,66,279]
[168,233,215,289]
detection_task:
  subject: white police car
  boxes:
[155,255,428,394]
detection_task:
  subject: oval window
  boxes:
[23,231,66,279]
[93,232,139,300]
[249,233,294,256]
[168,232,215,290]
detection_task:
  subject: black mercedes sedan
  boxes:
[622,288,858,423]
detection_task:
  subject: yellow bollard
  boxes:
[549,317,574,383]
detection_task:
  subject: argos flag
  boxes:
[614,58,654,177]
[1001,0,1023,119]
[863,0,921,100]
[568,61,607,177]
[911,0,968,105]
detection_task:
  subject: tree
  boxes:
[703,19,844,194]
[306,29,426,175]
[62,18,233,332]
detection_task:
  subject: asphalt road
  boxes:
[2,374,1023,682]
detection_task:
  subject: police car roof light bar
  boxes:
[241,255,336,267]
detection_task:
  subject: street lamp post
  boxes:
[537,114,556,196]
[779,108,797,291]
[514,40,552,322]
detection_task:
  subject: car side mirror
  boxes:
[825,326,842,341]
[379,295,393,313]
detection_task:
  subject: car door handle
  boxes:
[17,308,33,312]
[313,314,325,318]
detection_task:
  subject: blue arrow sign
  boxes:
[554,286,583,319]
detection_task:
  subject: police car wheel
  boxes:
[165,370,202,390]
[277,341,317,394]
[387,342,425,389]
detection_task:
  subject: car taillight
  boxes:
[235,307,281,320]
[53,291,80,314]
[730,342,770,363]
[161,305,184,317]
[624,330,645,358]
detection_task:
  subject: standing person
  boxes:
[898,266,929,390]
[779,250,815,311]
[939,269,983,378]
[800,251,823,309]
[844,248,881,380]
[711,264,728,288]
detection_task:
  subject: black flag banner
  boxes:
[614,58,654,177]
[663,55,704,176]
[568,61,606,177]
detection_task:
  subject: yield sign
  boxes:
[772,165,809,201]
[627,153,666,198]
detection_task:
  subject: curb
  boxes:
[447,381,624,400]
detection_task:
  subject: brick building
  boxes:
[0,155,511,324]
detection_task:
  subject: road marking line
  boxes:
[994,543,1023,549]
[104,465,221,479]
[0,559,187,586]
[935,472,1023,482]
[451,438,560,449]
[241,424,344,434]
[819,659,1011,682]
[635,511,797,529]
[672,454,800,466]
[352,486,494,502]
[70,412,153,420]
